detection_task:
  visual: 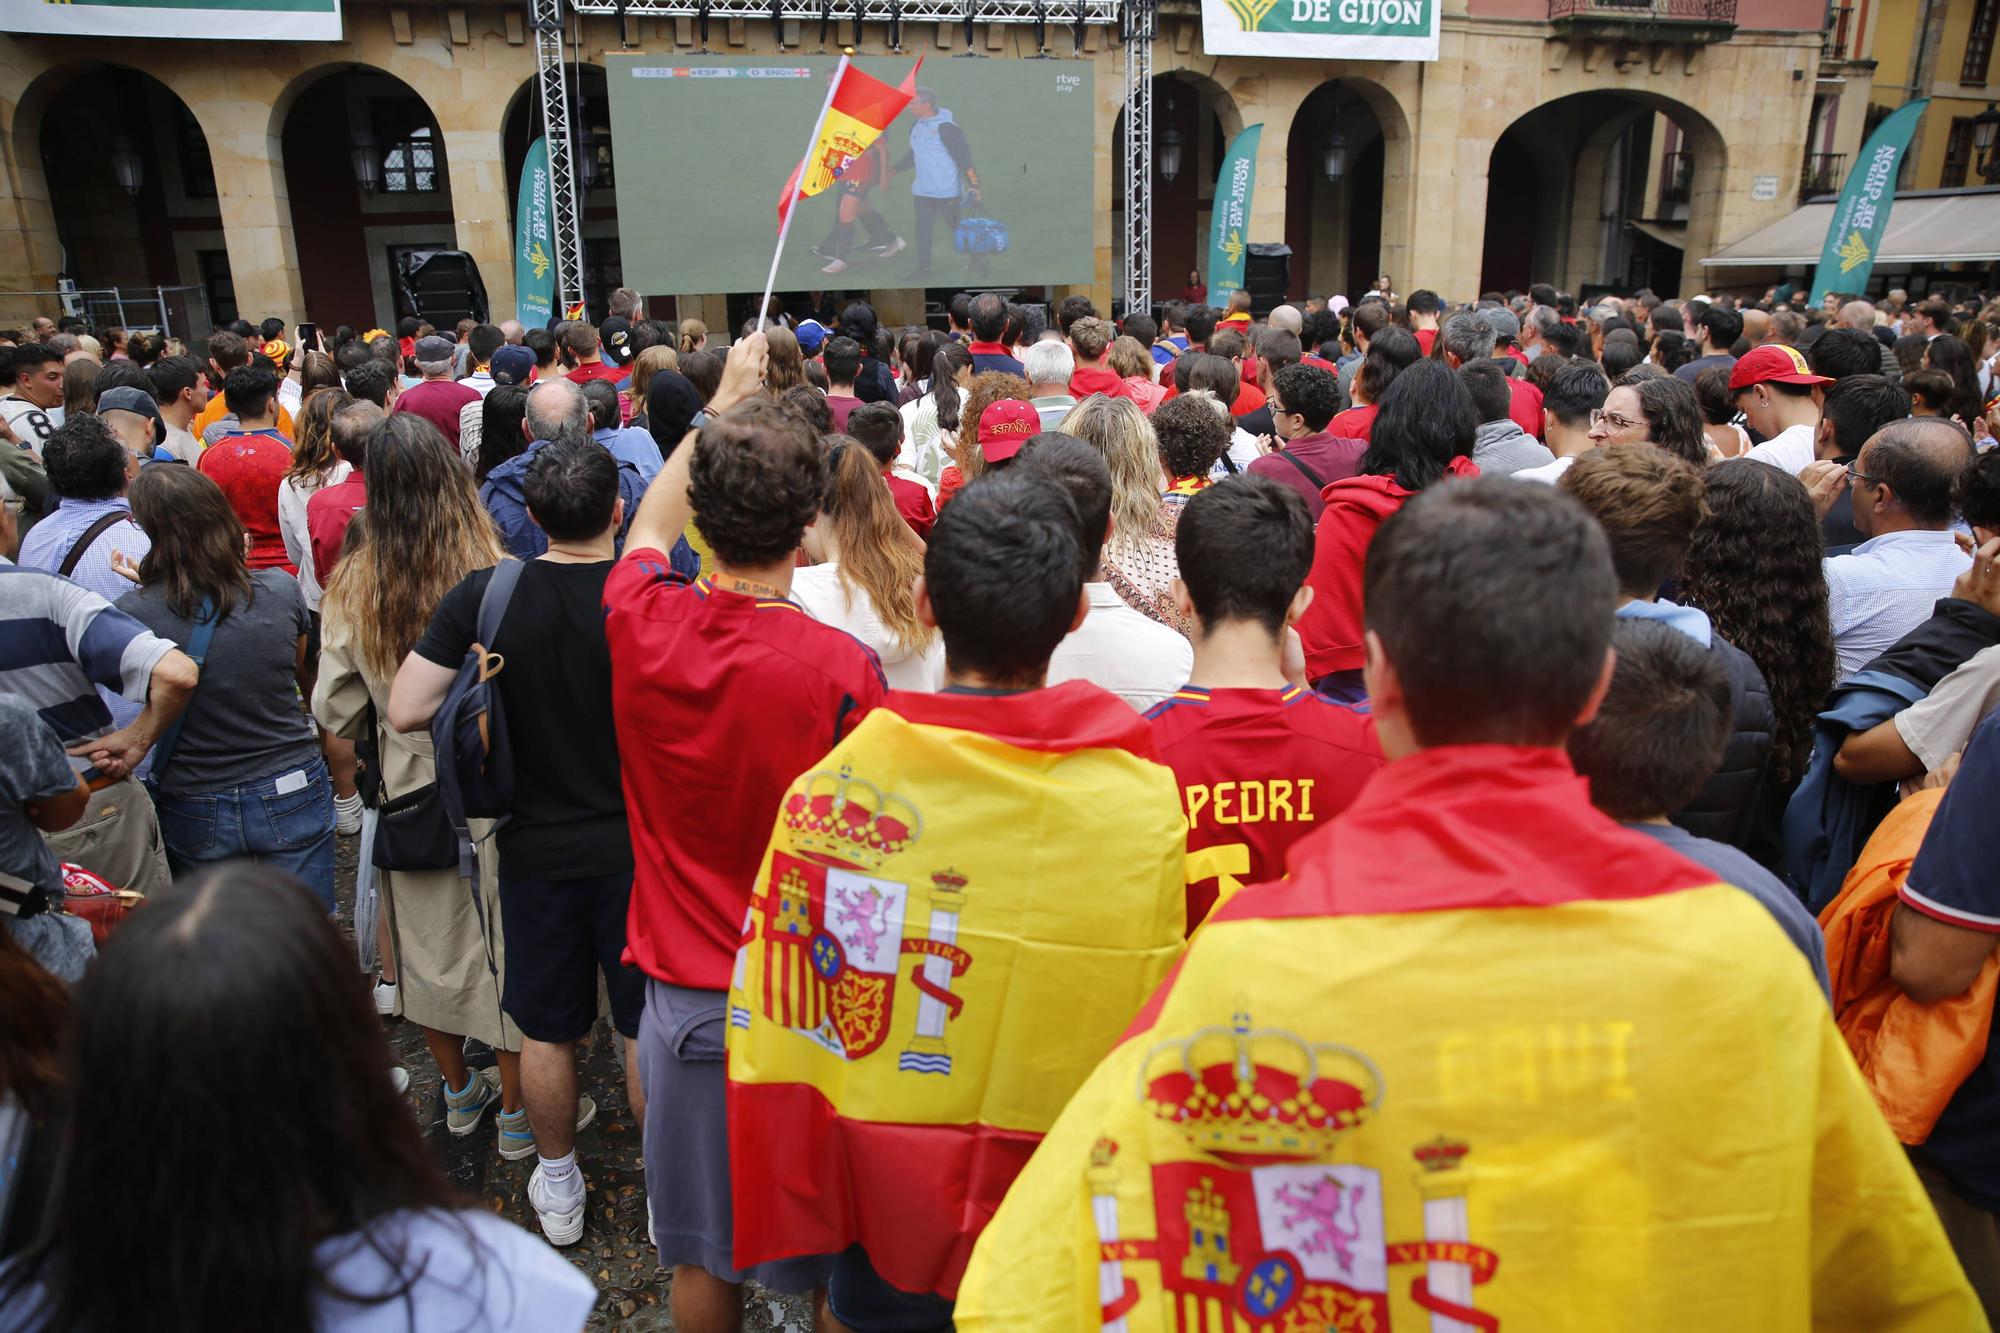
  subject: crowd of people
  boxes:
[2,275,2000,1331]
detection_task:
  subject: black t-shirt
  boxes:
[413,559,632,879]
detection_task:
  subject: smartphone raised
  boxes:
[296,323,318,351]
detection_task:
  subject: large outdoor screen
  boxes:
[605,53,1097,293]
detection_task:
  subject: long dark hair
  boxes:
[474,383,530,483]
[14,865,472,1331]
[1353,325,1420,404]
[1923,334,1985,428]
[128,464,255,620]
[931,342,970,438]
[1680,459,1834,786]
[1359,359,1473,491]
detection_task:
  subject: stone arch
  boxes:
[501,64,626,322]
[6,61,230,322]
[1108,68,1246,305]
[270,63,460,329]
[1480,88,1728,295]
[1282,73,1417,302]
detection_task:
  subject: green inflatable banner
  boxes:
[515,136,555,329]
[1809,99,1928,306]
[1206,124,1263,305]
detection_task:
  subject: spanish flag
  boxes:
[956,746,1983,1332]
[776,55,923,229]
[725,681,1188,1297]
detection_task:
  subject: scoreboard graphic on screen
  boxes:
[606,53,1096,293]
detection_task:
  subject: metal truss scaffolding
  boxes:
[1119,0,1153,316]
[532,0,587,312]
[531,0,1149,314]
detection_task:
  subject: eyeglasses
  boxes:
[1589,409,1645,432]
[1844,461,1879,487]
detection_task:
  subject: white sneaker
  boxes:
[444,1065,502,1136]
[390,1065,411,1095]
[879,235,907,258]
[334,791,364,836]
[529,1163,587,1246]
[373,980,398,1016]
[821,257,847,274]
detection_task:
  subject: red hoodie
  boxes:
[1069,365,1136,403]
[1297,455,1482,679]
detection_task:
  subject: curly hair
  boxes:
[957,372,1032,482]
[1678,458,1834,786]
[689,400,823,567]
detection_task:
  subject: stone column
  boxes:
[172,66,307,326]
[0,37,65,319]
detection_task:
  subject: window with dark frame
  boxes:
[177,103,217,199]
[1943,117,1977,188]
[370,97,441,195]
[1965,0,1999,86]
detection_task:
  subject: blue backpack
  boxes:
[431,558,526,830]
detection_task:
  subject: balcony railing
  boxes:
[1659,150,1693,207]
[1800,152,1847,197]
[1548,0,1736,39]
[1828,3,1853,56]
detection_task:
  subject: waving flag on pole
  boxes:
[776,56,923,229]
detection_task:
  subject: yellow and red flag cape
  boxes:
[957,746,1983,1332]
[725,681,1188,1297]
[776,56,922,229]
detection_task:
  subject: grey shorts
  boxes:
[638,979,833,1293]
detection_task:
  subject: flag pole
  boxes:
[759,54,850,334]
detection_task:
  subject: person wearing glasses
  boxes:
[1801,417,1978,680]
[1584,367,1708,470]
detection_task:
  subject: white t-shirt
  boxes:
[1512,453,1577,485]
[1894,642,2000,772]
[792,562,945,692]
[1,398,60,449]
[278,461,353,612]
[1743,422,1818,476]
[898,386,966,486]
[277,375,303,420]
[1047,582,1195,712]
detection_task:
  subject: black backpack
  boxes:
[430,558,526,830]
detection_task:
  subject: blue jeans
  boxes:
[154,757,337,911]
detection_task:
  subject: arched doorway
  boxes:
[1480,92,1725,298]
[1112,71,1239,309]
[278,66,458,329]
[22,64,231,328]
[1283,79,1406,302]
[503,65,624,321]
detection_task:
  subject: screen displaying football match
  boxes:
[605,53,1097,293]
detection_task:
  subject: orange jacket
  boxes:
[1820,786,2000,1144]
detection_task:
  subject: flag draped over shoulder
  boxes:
[776,57,922,229]
[726,681,1189,1298]
[955,746,1982,1333]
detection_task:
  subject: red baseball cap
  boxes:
[976,399,1039,462]
[1728,343,1831,392]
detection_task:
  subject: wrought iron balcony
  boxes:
[1548,0,1736,42]
[1800,152,1847,197]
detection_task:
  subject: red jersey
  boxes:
[1508,375,1546,440]
[1145,684,1383,929]
[1415,328,1437,356]
[885,470,936,540]
[566,359,629,389]
[306,475,367,580]
[1327,402,1377,442]
[605,556,888,989]
[198,429,295,572]
[394,378,480,451]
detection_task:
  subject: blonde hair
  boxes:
[678,319,708,355]
[627,345,679,420]
[1107,336,1153,381]
[824,441,933,653]
[1063,394,1164,549]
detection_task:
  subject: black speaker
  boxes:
[1244,244,1292,316]
[393,249,490,327]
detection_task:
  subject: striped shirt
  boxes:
[0,559,176,742]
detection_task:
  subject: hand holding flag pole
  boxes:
[758,54,924,334]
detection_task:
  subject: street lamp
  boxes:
[1158,96,1183,183]
[107,133,144,196]
[1974,103,2000,184]
[1322,125,1347,184]
[350,129,383,195]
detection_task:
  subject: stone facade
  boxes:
[0,0,1821,329]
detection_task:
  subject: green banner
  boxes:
[1201,0,1439,60]
[1809,99,1928,306]
[1206,124,1263,304]
[514,137,555,329]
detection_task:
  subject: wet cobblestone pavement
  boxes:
[336,836,817,1330]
